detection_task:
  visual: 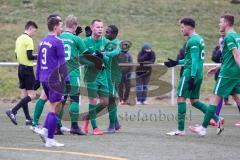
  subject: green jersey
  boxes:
[183,33,205,78]
[59,32,88,77]
[219,31,240,79]
[83,36,109,82]
[104,38,122,83]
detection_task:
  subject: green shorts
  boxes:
[86,80,109,98]
[213,77,240,97]
[68,76,81,95]
[177,73,202,99]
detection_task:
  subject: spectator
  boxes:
[118,41,133,105]
[136,42,156,105]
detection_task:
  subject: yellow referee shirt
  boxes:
[15,34,34,66]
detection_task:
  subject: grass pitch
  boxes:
[0,100,240,160]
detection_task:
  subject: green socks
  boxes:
[202,105,217,128]
[33,98,46,126]
[108,103,117,128]
[178,102,186,131]
[192,101,207,113]
[89,104,97,129]
[192,101,219,122]
[69,102,79,123]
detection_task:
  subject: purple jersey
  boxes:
[36,35,69,83]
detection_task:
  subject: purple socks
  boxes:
[215,98,223,116]
[43,112,57,139]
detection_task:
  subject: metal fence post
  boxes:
[171,67,175,105]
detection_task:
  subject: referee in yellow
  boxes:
[6,21,39,125]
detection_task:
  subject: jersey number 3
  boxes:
[64,44,71,61]
[41,48,47,65]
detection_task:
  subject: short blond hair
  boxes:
[65,15,78,28]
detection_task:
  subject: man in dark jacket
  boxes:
[136,42,156,105]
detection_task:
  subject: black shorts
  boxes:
[18,64,35,90]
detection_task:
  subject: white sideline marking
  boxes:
[0,146,128,160]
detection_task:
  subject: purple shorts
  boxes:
[42,82,64,103]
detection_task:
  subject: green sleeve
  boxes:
[191,52,198,77]
[104,37,121,58]
[225,35,237,51]
[190,40,200,77]
[103,55,109,63]
[105,47,121,58]
[178,59,185,65]
[77,37,88,54]
[75,37,92,65]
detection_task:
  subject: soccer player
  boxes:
[208,30,226,126]
[164,17,220,136]
[189,14,240,136]
[6,21,39,125]
[82,19,110,135]
[104,25,122,133]
[31,14,70,134]
[58,14,90,135]
[35,16,68,147]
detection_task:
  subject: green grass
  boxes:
[0,0,240,97]
[1,0,240,62]
[0,67,19,97]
